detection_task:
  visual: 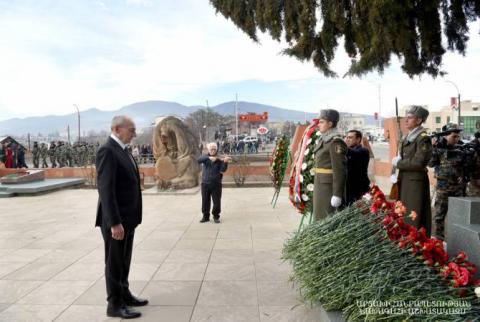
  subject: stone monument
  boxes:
[446,197,480,278]
[152,116,200,190]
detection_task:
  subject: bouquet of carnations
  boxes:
[283,186,480,321]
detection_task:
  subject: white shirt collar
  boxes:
[110,133,127,150]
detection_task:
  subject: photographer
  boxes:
[467,130,480,197]
[428,124,464,240]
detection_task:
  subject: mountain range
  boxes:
[0,100,378,136]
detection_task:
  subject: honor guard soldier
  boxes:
[313,109,347,220]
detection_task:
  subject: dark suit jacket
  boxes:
[345,145,370,204]
[95,137,142,230]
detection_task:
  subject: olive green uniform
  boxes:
[313,132,347,220]
[397,127,432,235]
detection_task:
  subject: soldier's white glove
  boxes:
[331,196,342,208]
[391,156,401,167]
[390,174,398,184]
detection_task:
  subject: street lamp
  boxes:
[446,80,461,126]
[73,104,81,142]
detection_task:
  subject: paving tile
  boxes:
[213,239,252,250]
[0,304,10,313]
[204,262,256,281]
[165,249,211,263]
[173,238,215,251]
[135,305,193,322]
[259,305,322,322]
[0,304,67,322]
[0,249,52,263]
[255,261,292,281]
[253,238,286,251]
[197,281,258,306]
[0,280,43,303]
[129,262,161,281]
[0,262,28,279]
[54,305,117,322]
[153,262,207,281]
[136,238,179,251]
[4,260,73,280]
[191,305,260,322]
[18,280,94,305]
[257,281,301,306]
[209,249,254,264]
[182,230,218,239]
[132,250,170,263]
[53,262,104,281]
[140,281,201,305]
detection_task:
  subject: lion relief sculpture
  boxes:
[152,116,200,189]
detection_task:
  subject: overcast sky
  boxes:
[1,0,479,121]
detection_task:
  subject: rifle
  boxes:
[389,97,402,199]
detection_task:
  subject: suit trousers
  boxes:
[201,182,222,219]
[101,225,135,307]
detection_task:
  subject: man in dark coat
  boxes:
[197,142,231,223]
[392,105,432,236]
[95,115,147,319]
[345,130,370,204]
[313,109,347,220]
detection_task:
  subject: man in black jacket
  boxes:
[95,115,147,319]
[197,142,231,223]
[345,130,371,205]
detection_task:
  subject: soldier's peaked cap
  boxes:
[407,105,429,121]
[319,109,340,123]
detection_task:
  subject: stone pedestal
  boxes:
[446,197,480,277]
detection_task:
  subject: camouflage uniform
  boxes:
[48,142,57,168]
[429,144,464,240]
[32,142,39,168]
[467,135,480,197]
[40,143,49,168]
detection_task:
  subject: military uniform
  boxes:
[48,143,57,168]
[397,127,432,234]
[40,143,49,168]
[429,143,463,240]
[312,109,347,220]
[467,134,480,197]
[32,142,39,168]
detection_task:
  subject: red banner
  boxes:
[239,112,268,122]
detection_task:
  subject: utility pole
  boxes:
[67,125,71,144]
[73,104,81,142]
[235,93,239,138]
[446,81,461,126]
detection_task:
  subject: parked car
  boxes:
[242,136,258,143]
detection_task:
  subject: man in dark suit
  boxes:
[345,130,371,204]
[96,115,148,319]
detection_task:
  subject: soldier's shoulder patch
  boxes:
[334,142,346,154]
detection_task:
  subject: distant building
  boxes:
[337,114,366,133]
[424,100,480,135]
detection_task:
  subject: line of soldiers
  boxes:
[32,141,100,168]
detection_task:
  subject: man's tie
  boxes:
[124,147,137,170]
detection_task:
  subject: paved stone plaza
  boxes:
[0,187,322,321]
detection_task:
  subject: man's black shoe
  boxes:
[199,218,210,223]
[125,295,149,307]
[107,306,141,319]
[214,218,220,224]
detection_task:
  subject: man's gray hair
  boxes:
[207,142,217,149]
[111,115,132,130]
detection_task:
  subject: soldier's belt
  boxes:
[314,168,333,174]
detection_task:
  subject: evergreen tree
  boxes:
[210,0,480,78]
